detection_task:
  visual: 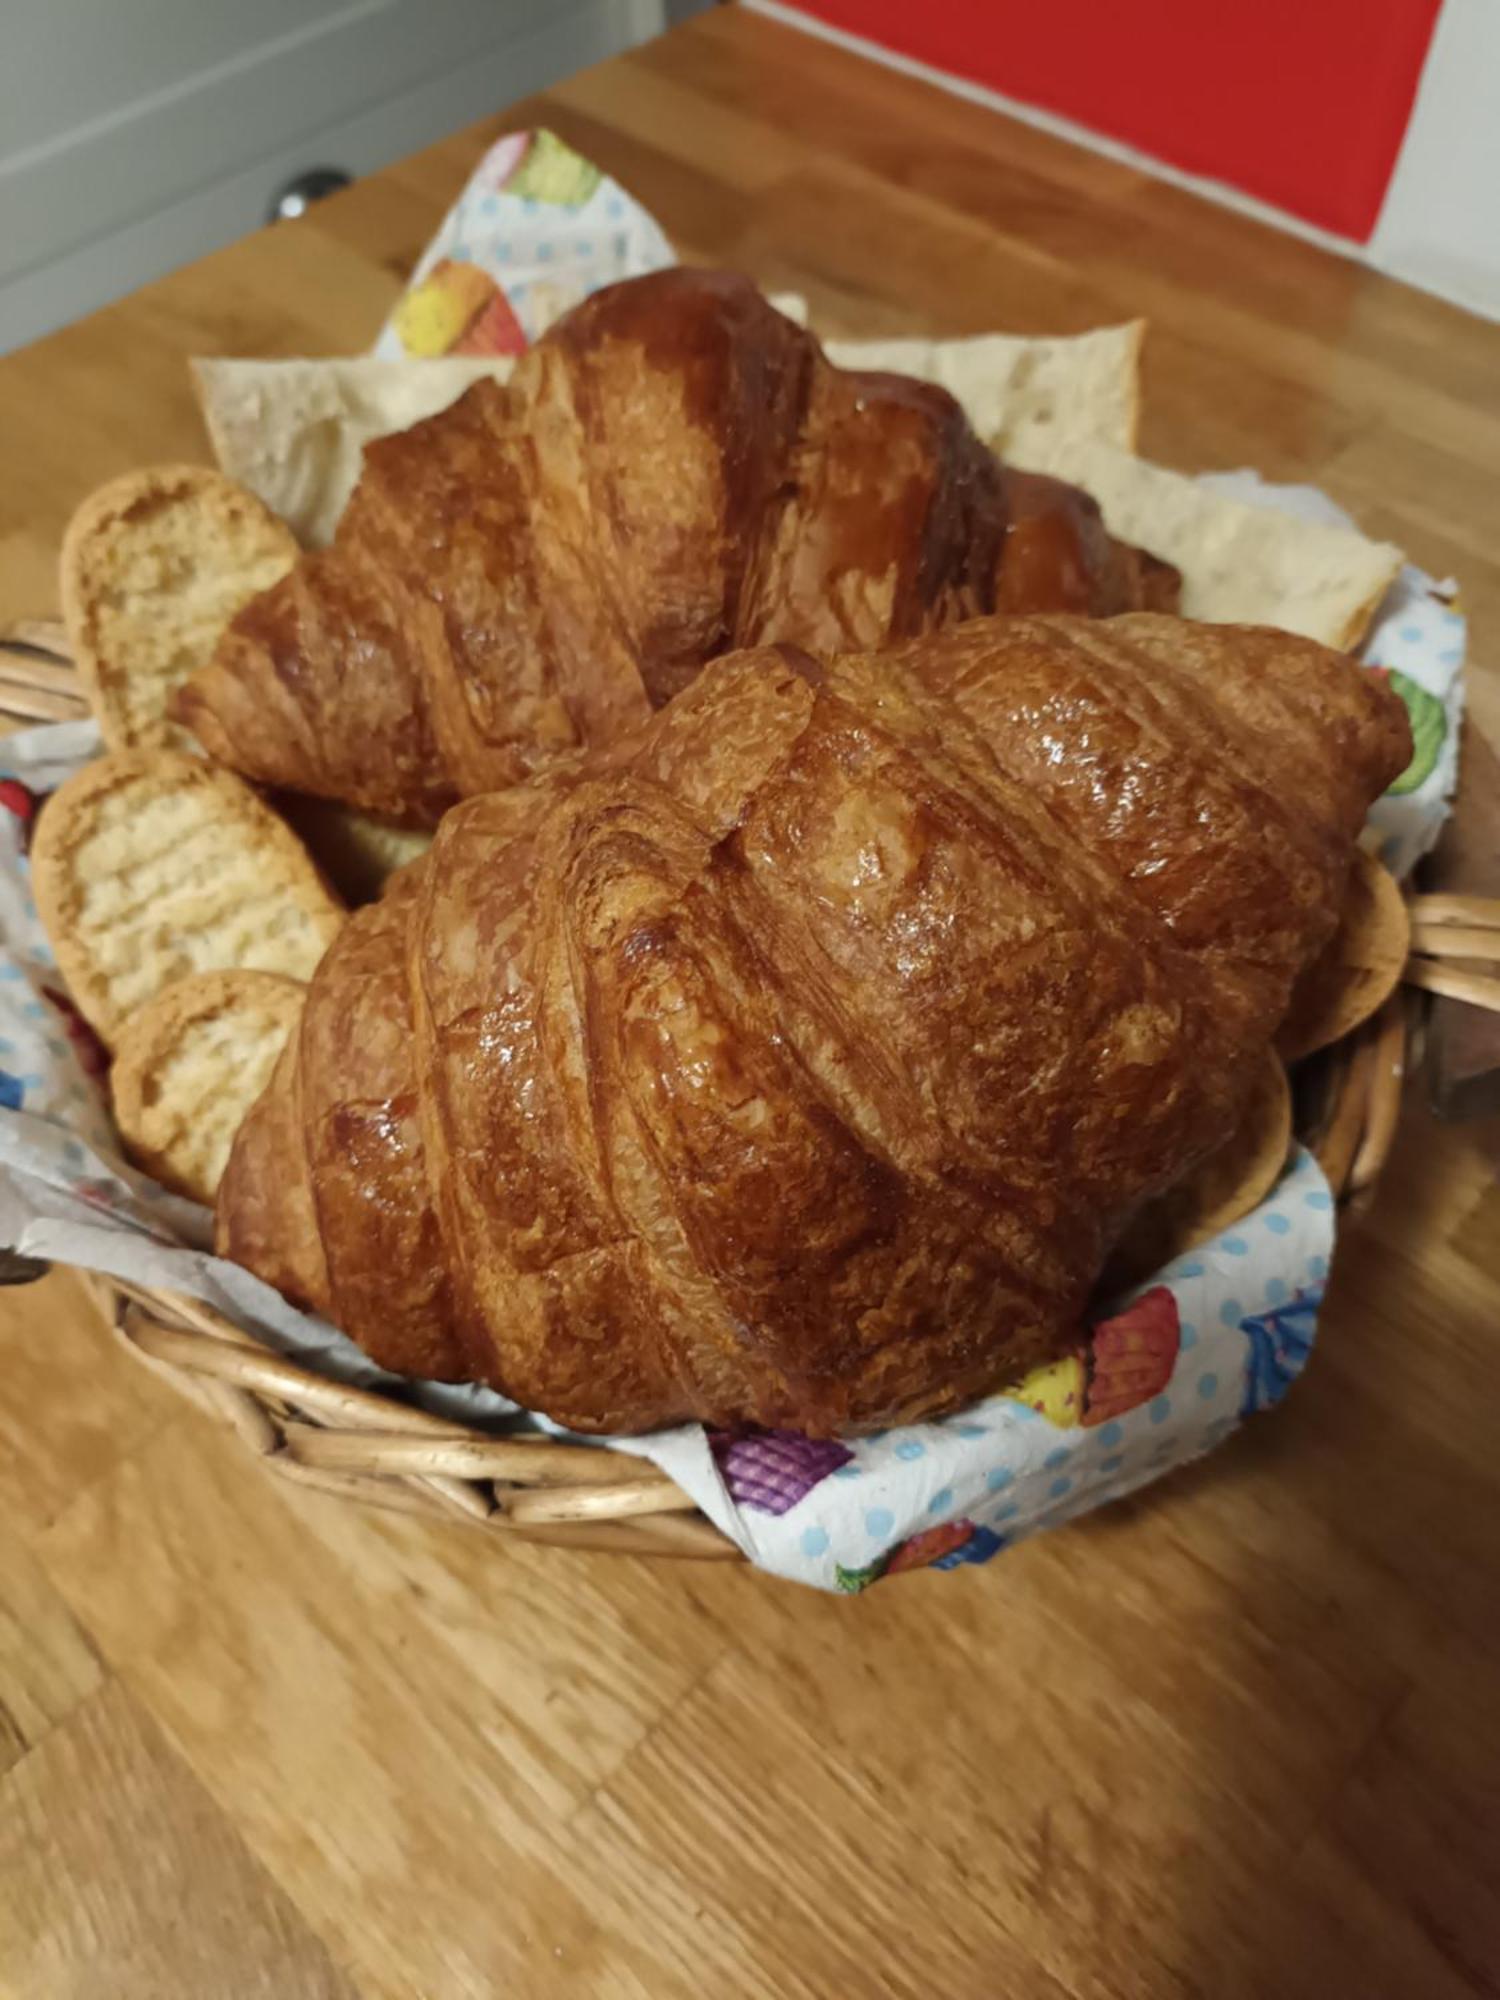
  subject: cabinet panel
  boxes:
[0,0,669,350]
[3,0,364,149]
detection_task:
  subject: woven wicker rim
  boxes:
[0,625,1414,1561]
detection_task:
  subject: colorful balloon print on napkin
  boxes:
[374,130,673,360]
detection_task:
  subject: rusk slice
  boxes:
[1278,849,1411,1060]
[32,750,343,1042]
[60,464,297,752]
[111,970,305,1204]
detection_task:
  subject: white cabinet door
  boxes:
[0,0,668,351]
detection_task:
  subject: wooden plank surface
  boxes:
[2,8,1499,1994]
[0,1677,359,2000]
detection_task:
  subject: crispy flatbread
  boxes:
[1008,434,1402,650]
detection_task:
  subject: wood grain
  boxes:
[0,1271,177,1535]
[0,1679,358,1999]
[2,8,1500,1995]
[0,1533,100,1777]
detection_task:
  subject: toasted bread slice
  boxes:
[60,464,297,752]
[1278,849,1411,1061]
[32,750,343,1043]
[111,970,305,1203]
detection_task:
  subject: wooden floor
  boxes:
[3,9,1500,1995]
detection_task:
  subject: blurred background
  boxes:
[0,0,708,353]
[751,0,1500,321]
[4,0,1495,355]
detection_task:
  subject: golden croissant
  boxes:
[217,615,1409,1435]
[174,269,1177,824]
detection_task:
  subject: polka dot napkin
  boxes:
[611,1152,1334,1590]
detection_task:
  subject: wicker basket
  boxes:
[0,622,1419,1561]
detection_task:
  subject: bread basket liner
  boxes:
[0,136,1467,1592]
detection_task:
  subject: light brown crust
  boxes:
[111,970,304,1204]
[61,464,297,754]
[31,749,343,1043]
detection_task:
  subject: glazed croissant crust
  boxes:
[175,269,1176,824]
[217,614,1409,1435]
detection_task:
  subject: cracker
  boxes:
[60,465,297,753]
[193,356,513,546]
[275,795,434,906]
[32,750,343,1043]
[823,320,1143,456]
[1009,434,1402,650]
[110,970,304,1204]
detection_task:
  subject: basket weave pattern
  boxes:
[95,1276,738,1559]
[0,627,1405,1562]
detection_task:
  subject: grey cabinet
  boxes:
[0,0,670,351]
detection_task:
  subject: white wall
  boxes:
[1371,0,1500,321]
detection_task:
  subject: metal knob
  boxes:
[268,168,351,224]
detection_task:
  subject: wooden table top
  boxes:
[3,9,1499,1995]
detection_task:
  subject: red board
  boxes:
[785,0,1442,242]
